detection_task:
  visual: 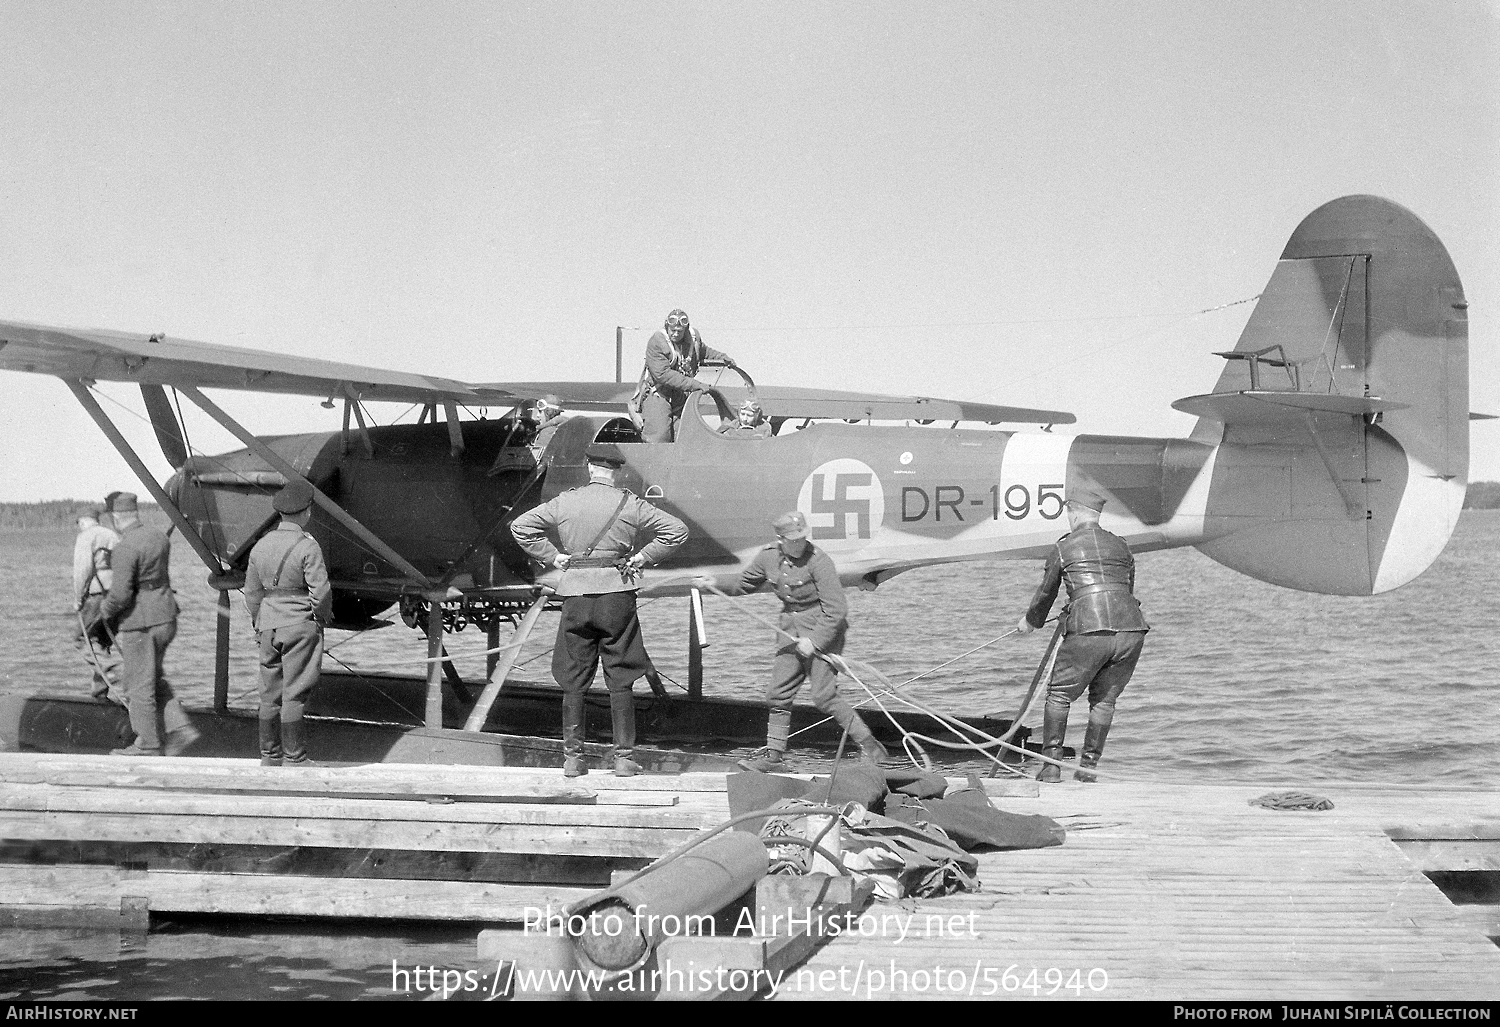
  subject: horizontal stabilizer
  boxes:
[1173,390,1408,426]
[1191,195,1467,595]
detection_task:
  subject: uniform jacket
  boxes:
[529,417,563,457]
[73,523,119,606]
[736,543,847,652]
[244,521,333,631]
[100,522,178,631]
[1025,523,1150,635]
[510,482,688,596]
[641,328,731,405]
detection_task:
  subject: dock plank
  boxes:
[0,809,702,858]
[778,780,1500,1001]
[0,865,590,922]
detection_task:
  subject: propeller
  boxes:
[139,384,190,468]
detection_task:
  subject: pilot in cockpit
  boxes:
[635,309,738,443]
[528,394,565,459]
[718,398,772,439]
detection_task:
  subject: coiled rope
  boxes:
[698,584,1087,780]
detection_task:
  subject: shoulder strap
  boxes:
[270,535,307,589]
[580,492,631,558]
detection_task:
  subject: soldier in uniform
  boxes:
[699,511,887,773]
[72,506,120,702]
[96,493,199,757]
[243,480,332,767]
[718,399,773,438]
[510,443,688,777]
[635,308,739,443]
[1017,486,1149,782]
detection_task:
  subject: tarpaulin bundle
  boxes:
[1248,791,1335,811]
[726,771,987,900]
[884,775,1066,851]
[836,803,978,899]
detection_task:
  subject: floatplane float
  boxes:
[0,195,1477,772]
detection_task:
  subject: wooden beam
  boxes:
[0,810,699,858]
[0,865,594,922]
[214,589,231,714]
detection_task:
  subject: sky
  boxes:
[1,0,1496,501]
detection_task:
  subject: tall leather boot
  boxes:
[843,713,889,764]
[562,690,588,778]
[258,718,283,767]
[1037,706,1068,784]
[738,708,792,773]
[282,718,314,767]
[1075,716,1112,783]
[609,690,640,777]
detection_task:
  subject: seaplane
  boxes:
[0,195,1474,770]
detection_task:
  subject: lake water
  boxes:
[1,512,1495,999]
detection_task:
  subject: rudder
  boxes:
[1175,196,1467,595]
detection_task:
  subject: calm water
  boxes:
[3,512,1496,784]
[0,512,1495,999]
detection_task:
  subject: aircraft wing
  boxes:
[0,318,1074,424]
[480,382,1075,424]
[735,385,1074,425]
[0,319,482,404]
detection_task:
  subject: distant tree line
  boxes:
[0,499,161,530]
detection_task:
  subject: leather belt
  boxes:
[568,555,627,569]
[781,602,820,612]
[1070,583,1131,600]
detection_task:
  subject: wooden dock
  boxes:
[0,753,1495,1000]
[782,779,1500,1001]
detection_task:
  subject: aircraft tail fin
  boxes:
[1171,195,1467,595]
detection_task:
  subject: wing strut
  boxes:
[443,401,464,458]
[67,381,222,573]
[67,380,237,716]
[177,386,435,591]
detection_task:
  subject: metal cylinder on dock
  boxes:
[566,831,769,975]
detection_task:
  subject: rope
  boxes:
[789,625,1024,741]
[698,584,1057,778]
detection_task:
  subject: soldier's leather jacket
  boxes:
[1025,524,1150,635]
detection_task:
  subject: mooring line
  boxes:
[697,583,1063,777]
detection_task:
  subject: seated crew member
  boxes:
[528,394,565,459]
[718,399,773,438]
[1016,486,1149,783]
[636,308,738,443]
[696,511,887,772]
[509,443,688,778]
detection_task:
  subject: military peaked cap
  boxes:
[1067,486,1107,512]
[273,479,315,514]
[585,442,627,467]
